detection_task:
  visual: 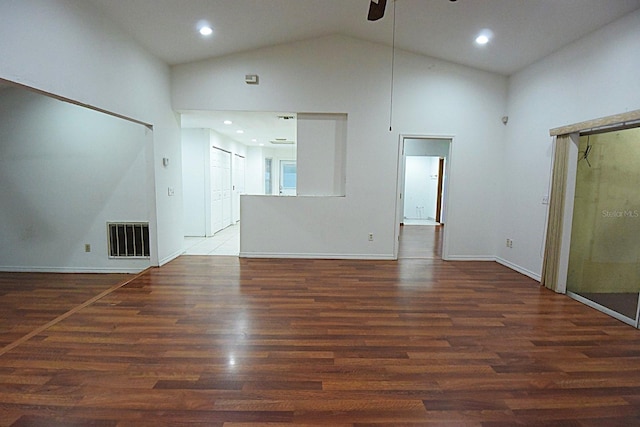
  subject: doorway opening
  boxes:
[395,136,452,259]
[403,155,445,225]
[180,110,297,256]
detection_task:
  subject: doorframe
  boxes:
[394,134,454,260]
[435,157,445,223]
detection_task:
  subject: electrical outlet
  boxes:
[85,244,91,252]
[506,239,513,248]
[168,187,175,196]
[368,233,374,241]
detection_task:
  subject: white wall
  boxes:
[499,9,640,280]
[404,157,439,220]
[0,0,183,266]
[0,87,152,272]
[209,130,249,158]
[391,49,507,260]
[173,35,507,259]
[297,113,347,196]
[181,128,209,236]
[245,146,264,195]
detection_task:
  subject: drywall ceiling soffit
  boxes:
[180,110,297,147]
[89,0,640,75]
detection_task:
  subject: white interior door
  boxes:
[221,150,232,228]
[210,147,232,234]
[210,148,223,235]
[233,154,245,223]
[279,160,297,196]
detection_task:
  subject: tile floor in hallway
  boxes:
[403,218,440,226]
[183,223,239,256]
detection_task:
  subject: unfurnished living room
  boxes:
[1,0,640,425]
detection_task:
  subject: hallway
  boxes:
[183,223,240,256]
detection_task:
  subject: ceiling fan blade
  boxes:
[367,0,387,21]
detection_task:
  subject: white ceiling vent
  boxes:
[270,138,295,145]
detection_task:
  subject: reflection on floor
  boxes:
[579,292,639,320]
[183,223,239,256]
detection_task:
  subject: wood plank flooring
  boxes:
[398,224,442,259]
[1,228,640,425]
[0,273,130,348]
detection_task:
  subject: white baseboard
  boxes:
[239,252,395,260]
[444,255,497,262]
[0,266,142,274]
[495,257,541,282]
[159,248,184,266]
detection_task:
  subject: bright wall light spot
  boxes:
[236,130,244,134]
[223,120,232,125]
[199,26,213,36]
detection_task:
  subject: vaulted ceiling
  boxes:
[86,0,640,145]
[91,0,640,75]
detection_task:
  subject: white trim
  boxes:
[444,255,496,262]
[393,134,404,259]
[556,133,580,294]
[0,266,143,274]
[159,248,183,266]
[495,257,542,282]
[394,134,454,260]
[239,252,395,260]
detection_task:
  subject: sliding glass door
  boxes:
[566,128,640,325]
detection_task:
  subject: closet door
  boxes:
[210,147,228,234]
[221,149,232,228]
[232,154,246,223]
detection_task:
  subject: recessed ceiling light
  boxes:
[251,138,257,142]
[236,130,244,134]
[475,29,493,46]
[259,143,264,146]
[199,26,213,36]
[223,120,232,125]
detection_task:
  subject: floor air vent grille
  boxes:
[107,222,150,258]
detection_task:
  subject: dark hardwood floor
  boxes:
[1,228,640,425]
[398,224,442,259]
[0,273,130,349]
